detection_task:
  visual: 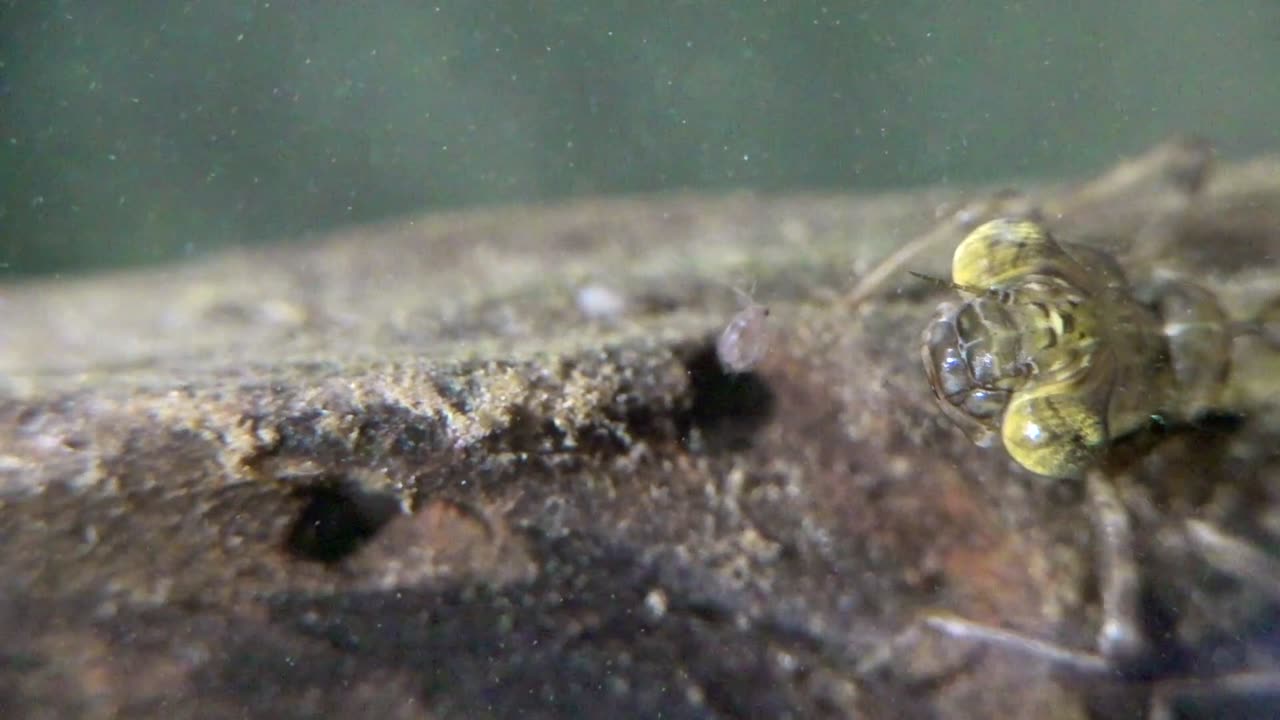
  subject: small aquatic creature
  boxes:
[920,217,1231,478]
[716,286,771,374]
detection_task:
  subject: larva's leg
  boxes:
[843,190,1039,309]
[868,471,1149,681]
[922,616,1280,718]
[1043,136,1212,264]
[918,613,1111,677]
[844,220,959,309]
[1148,673,1280,720]
[1184,519,1280,601]
[1049,136,1211,220]
[1138,520,1280,719]
[847,138,1211,311]
[906,498,1280,718]
[1122,139,1212,270]
[1247,295,1280,349]
[854,613,989,686]
[1087,470,1149,670]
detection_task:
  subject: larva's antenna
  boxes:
[908,271,993,298]
[907,271,953,289]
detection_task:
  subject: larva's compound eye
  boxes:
[1001,388,1107,479]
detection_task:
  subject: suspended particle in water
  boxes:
[575,282,628,322]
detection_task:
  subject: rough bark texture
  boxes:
[2,144,1279,719]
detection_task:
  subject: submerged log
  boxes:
[2,141,1279,719]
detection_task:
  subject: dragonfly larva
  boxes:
[904,215,1280,718]
[920,217,1231,479]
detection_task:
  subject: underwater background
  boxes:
[2,0,1278,275]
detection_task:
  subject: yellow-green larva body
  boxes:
[921,218,1231,478]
